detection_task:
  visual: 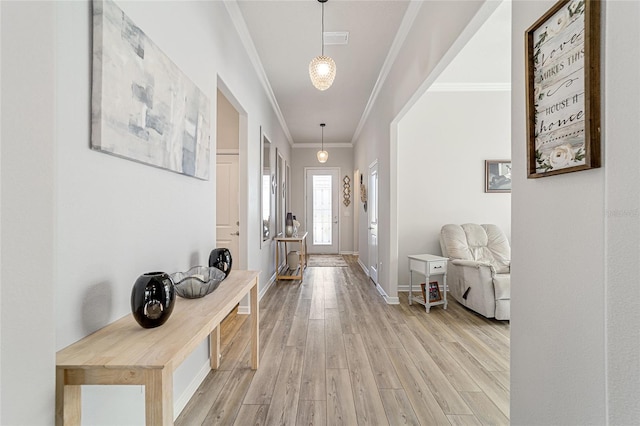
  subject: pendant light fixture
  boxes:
[317,123,329,163]
[309,0,336,91]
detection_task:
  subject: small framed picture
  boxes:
[485,160,512,193]
[428,281,442,303]
[421,282,442,303]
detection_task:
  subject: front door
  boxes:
[368,161,379,284]
[305,168,339,254]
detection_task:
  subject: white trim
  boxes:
[392,0,503,124]
[223,0,293,145]
[376,282,400,305]
[175,272,275,417]
[261,271,277,300]
[339,251,356,255]
[357,257,369,275]
[388,0,503,311]
[174,362,211,420]
[238,270,275,315]
[292,143,353,149]
[428,82,511,92]
[303,167,342,255]
[351,0,423,145]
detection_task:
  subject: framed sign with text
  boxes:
[525,0,601,178]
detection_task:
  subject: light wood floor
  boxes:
[176,255,510,425]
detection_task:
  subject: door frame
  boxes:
[304,166,341,254]
[216,79,247,270]
[368,160,379,284]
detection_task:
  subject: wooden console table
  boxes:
[275,232,308,281]
[56,270,260,426]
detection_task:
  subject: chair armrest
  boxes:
[450,259,497,274]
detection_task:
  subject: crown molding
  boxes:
[351,0,423,145]
[428,82,511,92]
[224,0,293,145]
[292,143,354,149]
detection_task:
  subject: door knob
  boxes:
[230,231,240,236]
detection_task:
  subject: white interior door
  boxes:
[305,168,339,254]
[368,161,379,284]
[216,155,239,260]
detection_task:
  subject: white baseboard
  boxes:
[174,361,210,420]
[261,272,276,300]
[339,251,356,255]
[357,258,369,275]
[375,283,399,305]
[175,271,277,416]
[237,272,275,315]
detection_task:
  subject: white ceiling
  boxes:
[432,0,511,87]
[233,0,511,147]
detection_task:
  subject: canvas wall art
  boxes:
[91,0,211,179]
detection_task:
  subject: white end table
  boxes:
[408,254,448,312]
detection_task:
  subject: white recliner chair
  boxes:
[439,224,510,320]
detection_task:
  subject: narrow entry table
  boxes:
[56,270,260,426]
[275,232,308,281]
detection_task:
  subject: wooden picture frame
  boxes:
[525,0,601,178]
[421,281,442,303]
[485,160,512,193]
[428,281,442,303]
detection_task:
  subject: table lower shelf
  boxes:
[276,264,305,280]
[410,296,447,312]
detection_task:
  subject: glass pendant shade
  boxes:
[317,122,328,163]
[309,55,336,91]
[317,149,329,163]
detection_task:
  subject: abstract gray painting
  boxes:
[91,0,210,179]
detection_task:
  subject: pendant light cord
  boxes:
[321,2,325,56]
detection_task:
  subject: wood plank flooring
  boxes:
[176,256,509,425]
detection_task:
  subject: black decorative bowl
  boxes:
[170,266,225,299]
[209,248,232,279]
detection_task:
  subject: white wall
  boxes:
[602,2,640,423]
[1,0,290,424]
[511,1,640,424]
[353,0,492,297]
[397,89,511,286]
[1,2,56,423]
[291,147,355,254]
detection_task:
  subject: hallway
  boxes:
[177,256,509,425]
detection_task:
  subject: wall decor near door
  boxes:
[91,0,211,179]
[525,0,601,178]
[343,175,351,206]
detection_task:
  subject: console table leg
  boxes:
[250,280,259,370]
[145,367,173,426]
[210,325,221,369]
[56,368,81,426]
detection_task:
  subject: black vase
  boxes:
[209,248,233,279]
[131,272,175,329]
[285,212,294,237]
